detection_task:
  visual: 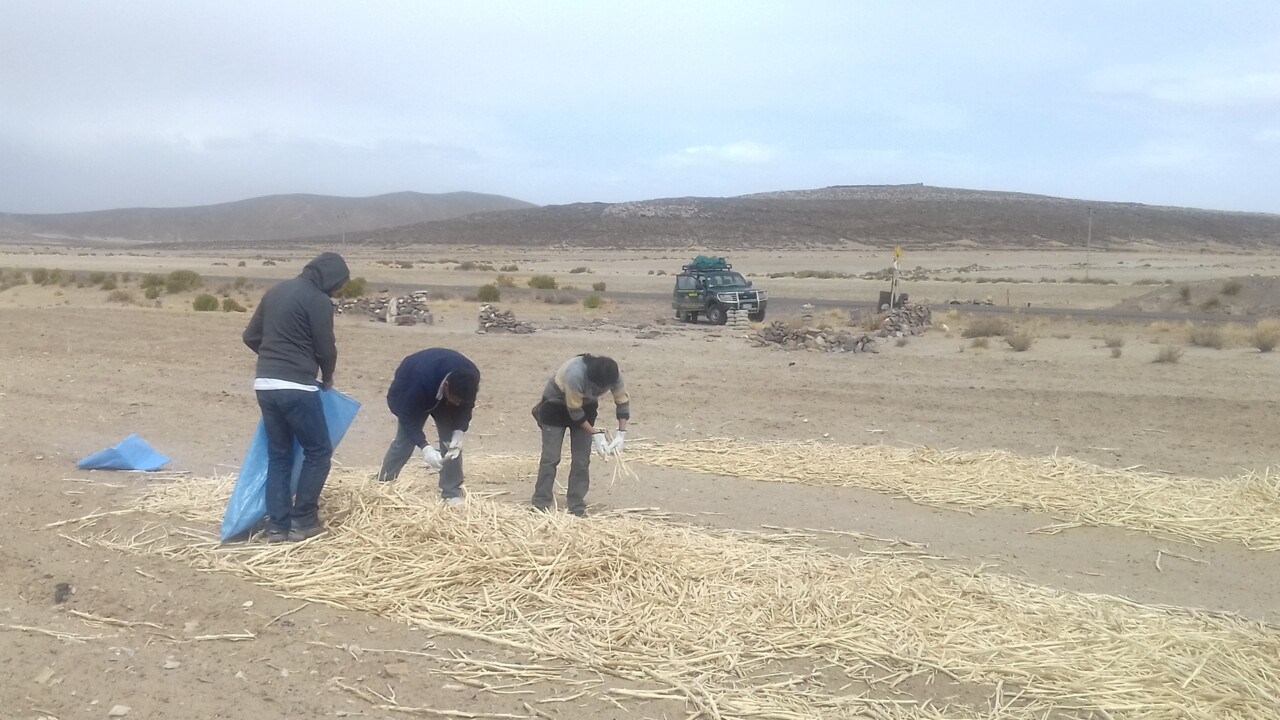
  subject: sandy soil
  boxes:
[2,246,1278,719]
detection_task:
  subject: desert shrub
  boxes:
[263,259,277,266]
[569,266,590,274]
[1251,320,1280,352]
[528,275,558,290]
[222,297,247,312]
[592,281,607,292]
[1102,336,1125,349]
[397,261,414,269]
[970,337,990,349]
[140,273,165,289]
[1005,331,1034,351]
[895,337,909,347]
[0,268,28,290]
[456,261,495,271]
[165,269,202,293]
[237,260,247,267]
[234,276,248,289]
[30,268,49,284]
[477,284,501,302]
[654,270,666,276]
[539,292,576,305]
[1188,325,1225,349]
[1221,280,1243,296]
[582,294,602,309]
[144,286,161,300]
[961,316,1010,338]
[338,277,368,298]
[1063,276,1117,285]
[1200,297,1222,311]
[499,264,519,272]
[107,289,134,304]
[100,277,117,291]
[1154,345,1184,363]
[192,293,219,311]
[1178,285,1191,303]
[495,274,516,288]
[1110,347,1123,359]
[88,271,106,284]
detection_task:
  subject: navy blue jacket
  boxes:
[386,349,478,444]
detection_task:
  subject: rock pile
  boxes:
[336,291,434,326]
[749,322,879,353]
[881,303,932,337]
[477,304,535,334]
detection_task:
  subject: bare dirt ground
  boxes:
[2,245,1279,719]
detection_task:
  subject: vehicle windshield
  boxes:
[701,272,747,288]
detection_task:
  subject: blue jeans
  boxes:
[377,416,465,499]
[256,389,332,532]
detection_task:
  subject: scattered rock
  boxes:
[442,683,466,691]
[33,667,55,684]
[383,662,410,678]
[53,582,72,604]
[108,705,131,717]
[162,660,181,670]
[337,291,434,326]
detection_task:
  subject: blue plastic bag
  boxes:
[77,434,171,472]
[220,389,361,541]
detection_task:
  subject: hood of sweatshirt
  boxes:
[302,252,351,295]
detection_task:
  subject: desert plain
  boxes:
[2,243,1279,719]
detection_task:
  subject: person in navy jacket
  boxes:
[377,348,480,504]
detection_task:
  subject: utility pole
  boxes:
[339,211,349,248]
[1085,208,1093,280]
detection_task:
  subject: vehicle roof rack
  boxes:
[682,255,732,272]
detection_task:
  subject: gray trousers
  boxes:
[377,417,465,499]
[533,424,593,515]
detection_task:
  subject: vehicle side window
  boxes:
[676,275,697,291]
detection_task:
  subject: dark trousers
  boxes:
[533,424,593,515]
[256,389,332,532]
[377,416,465,499]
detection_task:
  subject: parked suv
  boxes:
[672,257,768,324]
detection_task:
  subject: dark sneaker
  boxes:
[265,529,289,544]
[529,505,551,514]
[287,525,325,542]
[569,509,588,518]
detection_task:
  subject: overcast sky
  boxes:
[2,1,1278,214]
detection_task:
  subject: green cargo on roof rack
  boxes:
[683,255,731,272]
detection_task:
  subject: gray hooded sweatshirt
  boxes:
[243,253,350,386]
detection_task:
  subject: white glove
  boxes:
[605,430,627,454]
[591,432,609,458]
[443,430,465,461]
[422,445,444,470]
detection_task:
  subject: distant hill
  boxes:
[333,184,1280,250]
[0,191,536,245]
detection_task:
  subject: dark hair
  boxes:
[446,369,480,404]
[580,353,619,386]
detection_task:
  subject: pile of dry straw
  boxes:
[78,461,1280,720]
[644,439,1280,551]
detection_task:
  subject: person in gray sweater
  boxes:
[531,353,630,517]
[242,252,349,542]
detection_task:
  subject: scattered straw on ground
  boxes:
[641,439,1280,551]
[76,465,1280,720]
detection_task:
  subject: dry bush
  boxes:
[1103,336,1125,349]
[582,294,603,309]
[528,275,558,290]
[1154,345,1185,363]
[222,297,247,312]
[494,274,516,288]
[592,281,607,292]
[1005,331,1034,351]
[539,292,576,305]
[1178,285,1191,303]
[192,293,219,311]
[970,337,990,349]
[1188,325,1225,349]
[107,289,134,304]
[855,311,883,332]
[1221,280,1243,296]
[1251,320,1280,352]
[1110,347,1122,359]
[961,316,1010,338]
[477,284,501,302]
[569,266,591,274]
[895,337,909,347]
[499,264,519,272]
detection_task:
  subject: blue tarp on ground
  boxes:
[220,389,361,542]
[77,434,171,472]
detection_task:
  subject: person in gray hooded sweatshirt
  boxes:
[242,252,350,542]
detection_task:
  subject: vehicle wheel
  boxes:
[706,304,727,325]
[748,308,766,322]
